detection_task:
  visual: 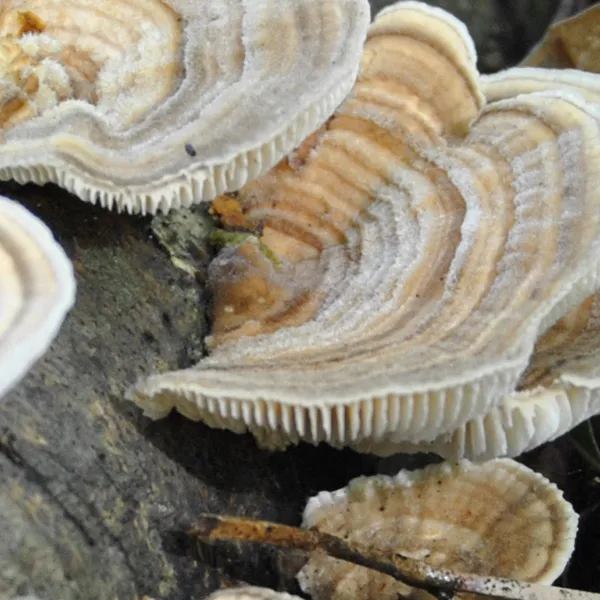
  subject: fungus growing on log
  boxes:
[130,2,600,457]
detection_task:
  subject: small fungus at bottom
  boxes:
[298,459,577,600]
[206,587,303,600]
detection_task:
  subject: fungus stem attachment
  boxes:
[190,514,600,600]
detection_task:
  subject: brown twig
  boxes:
[191,514,600,600]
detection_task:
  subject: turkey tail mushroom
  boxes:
[385,289,600,460]
[130,2,600,456]
[0,0,370,214]
[298,459,577,600]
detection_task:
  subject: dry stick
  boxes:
[190,514,600,600]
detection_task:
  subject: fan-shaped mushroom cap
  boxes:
[482,67,600,104]
[0,196,75,399]
[0,0,370,214]
[206,587,303,600]
[352,68,600,461]
[297,459,578,600]
[130,2,600,453]
[383,290,600,460]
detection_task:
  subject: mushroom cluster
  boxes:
[0,0,370,399]
[130,1,600,460]
[5,0,598,463]
[3,1,600,598]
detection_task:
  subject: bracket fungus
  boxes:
[389,289,600,460]
[298,459,578,600]
[130,2,600,457]
[0,196,75,400]
[356,67,600,460]
[0,0,370,214]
